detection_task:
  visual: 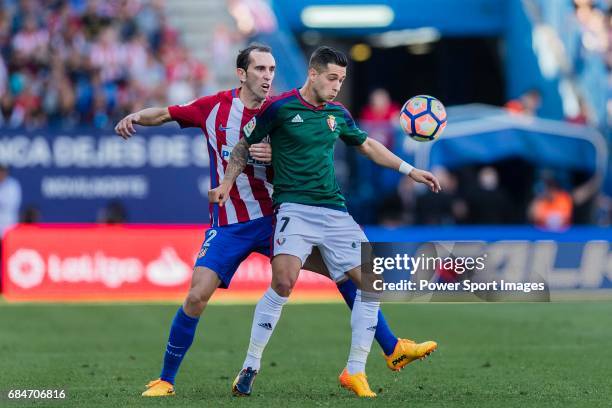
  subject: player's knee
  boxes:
[184,290,208,316]
[271,278,295,297]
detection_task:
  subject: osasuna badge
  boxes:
[243,116,256,137]
[327,115,337,132]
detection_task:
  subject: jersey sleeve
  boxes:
[338,105,367,146]
[243,98,282,145]
[168,95,216,128]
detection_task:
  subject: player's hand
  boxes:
[115,113,140,140]
[410,169,442,193]
[208,183,231,207]
[249,142,272,163]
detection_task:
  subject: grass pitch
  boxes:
[0,302,610,407]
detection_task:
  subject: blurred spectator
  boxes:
[573,0,608,54]
[0,165,22,237]
[415,167,467,225]
[566,95,591,124]
[359,88,400,149]
[228,0,278,36]
[135,0,164,48]
[0,0,210,129]
[505,88,542,116]
[570,172,601,223]
[165,46,208,106]
[209,22,243,88]
[0,54,7,96]
[465,167,511,224]
[11,14,49,60]
[595,193,612,225]
[89,26,125,83]
[98,200,127,224]
[20,205,41,223]
[130,49,166,106]
[528,176,574,230]
[377,174,417,226]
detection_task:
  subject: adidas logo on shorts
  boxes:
[258,322,273,330]
[291,114,303,123]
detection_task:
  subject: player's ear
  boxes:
[237,68,247,83]
[308,66,318,80]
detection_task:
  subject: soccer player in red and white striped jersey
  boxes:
[115,44,418,398]
[167,87,274,226]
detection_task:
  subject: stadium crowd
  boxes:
[0,0,609,230]
[0,0,210,129]
[569,0,611,127]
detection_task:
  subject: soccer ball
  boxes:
[399,95,447,142]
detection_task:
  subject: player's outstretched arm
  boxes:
[357,137,441,193]
[115,107,172,139]
[208,138,250,206]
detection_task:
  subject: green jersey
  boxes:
[243,88,367,208]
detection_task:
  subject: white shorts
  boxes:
[272,202,368,282]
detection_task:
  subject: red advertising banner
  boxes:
[1,225,338,302]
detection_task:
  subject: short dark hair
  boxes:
[236,43,273,71]
[309,46,348,72]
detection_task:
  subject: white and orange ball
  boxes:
[399,95,447,142]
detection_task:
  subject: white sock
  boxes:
[242,287,289,371]
[347,289,380,374]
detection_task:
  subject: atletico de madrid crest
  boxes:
[327,115,337,132]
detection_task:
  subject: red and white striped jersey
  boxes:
[168,88,274,226]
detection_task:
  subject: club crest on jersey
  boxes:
[243,117,256,137]
[327,115,337,132]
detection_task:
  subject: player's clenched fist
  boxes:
[409,169,442,193]
[208,184,231,207]
[115,113,140,139]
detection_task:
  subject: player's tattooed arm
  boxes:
[208,138,250,206]
[115,107,172,139]
[225,138,250,184]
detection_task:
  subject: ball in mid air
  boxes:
[399,95,447,142]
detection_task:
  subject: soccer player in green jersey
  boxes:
[210,46,441,398]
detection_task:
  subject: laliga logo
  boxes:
[8,249,46,289]
[145,247,191,286]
